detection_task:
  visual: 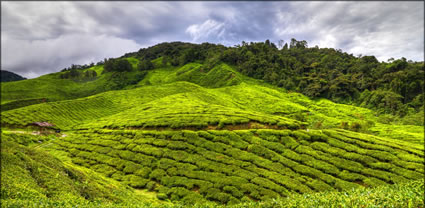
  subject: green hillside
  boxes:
[1,131,423,207]
[1,41,424,207]
[0,57,144,111]
[48,128,423,204]
[0,132,159,207]
[2,62,422,143]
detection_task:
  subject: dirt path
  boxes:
[4,130,67,137]
[106,121,303,131]
[5,130,41,135]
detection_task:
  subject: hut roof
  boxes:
[31,122,55,127]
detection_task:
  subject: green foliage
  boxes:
[43,127,424,205]
[1,179,423,207]
[138,59,155,71]
[0,135,155,207]
[1,40,424,207]
[0,66,145,110]
[3,41,424,119]
[103,58,133,73]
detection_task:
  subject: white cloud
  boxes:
[1,2,97,39]
[1,34,142,78]
[186,19,226,42]
[274,2,424,61]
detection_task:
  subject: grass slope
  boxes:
[0,132,158,207]
[78,92,303,130]
[48,128,423,205]
[1,82,202,130]
[139,62,242,88]
[2,132,423,207]
[2,63,422,144]
[0,57,143,110]
[218,179,424,208]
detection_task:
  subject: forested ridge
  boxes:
[121,40,423,117]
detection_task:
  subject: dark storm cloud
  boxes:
[184,2,280,44]
[1,2,423,78]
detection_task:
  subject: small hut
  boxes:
[30,122,56,133]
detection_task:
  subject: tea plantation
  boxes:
[1,42,424,207]
[46,128,423,205]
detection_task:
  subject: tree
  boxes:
[85,70,90,78]
[138,59,154,71]
[290,38,296,48]
[103,58,132,73]
[69,69,80,78]
[162,56,169,66]
[277,40,284,49]
[115,59,133,72]
[103,59,115,73]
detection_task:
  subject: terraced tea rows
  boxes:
[2,62,423,144]
[50,129,424,204]
[1,82,203,129]
[79,93,304,130]
[0,133,156,207]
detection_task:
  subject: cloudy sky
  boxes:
[1,1,424,78]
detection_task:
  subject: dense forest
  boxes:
[120,40,423,117]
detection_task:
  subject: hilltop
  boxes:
[0,70,26,82]
[2,40,423,119]
[1,41,424,207]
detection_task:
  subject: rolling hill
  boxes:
[1,41,424,207]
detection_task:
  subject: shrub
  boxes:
[306,179,334,192]
[168,187,191,201]
[92,164,116,177]
[134,167,152,178]
[391,166,424,180]
[280,136,299,149]
[240,183,260,197]
[149,169,168,181]
[339,121,349,130]
[146,181,157,191]
[363,177,386,187]
[128,175,149,188]
[111,171,124,181]
[252,177,286,194]
[349,122,362,132]
[157,193,168,200]
[181,192,207,204]
[122,161,142,174]
[313,120,323,129]
[369,162,392,171]
[338,170,366,182]
[334,178,362,191]
[258,187,280,200]
[223,186,243,198]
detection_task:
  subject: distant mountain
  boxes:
[1,70,26,82]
